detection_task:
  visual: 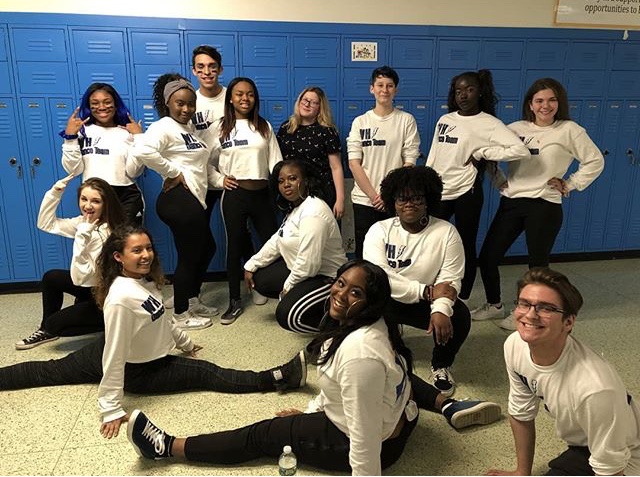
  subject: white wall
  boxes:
[0,0,561,28]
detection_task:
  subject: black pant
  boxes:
[431,181,484,300]
[385,299,471,369]
[157,187,216,313]
[112,183,144,225]
[221,187,278,300]
[545,446,593,476]
[0,335,277,393]
[253,259,333,333]
[353,203,391,260]
[40,269,104,336]
[478,197,563,304]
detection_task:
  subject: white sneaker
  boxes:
[251,289,268,305]
[498,312,517,331]
[172,310,212,330]
[164,294,174,309]
[471,303,506,321]
[188,297,219,317]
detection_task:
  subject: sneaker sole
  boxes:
[450,402,502,430]
[173,320,213,331]
[435,385,456,398]
[15,335,59,350]
[298,350,307,388]
[190,309,220,318]
[220,309,243,325]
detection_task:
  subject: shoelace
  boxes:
[434,369,451,381]
[25,330,47,343]
[141,419,166,455]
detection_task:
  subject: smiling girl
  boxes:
[15,176,125,349]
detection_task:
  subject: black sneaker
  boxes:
[441,400,502,430]
[127,409,174,460]
[220,299,243,325]
[15,329,59,350]
[431,366,455,396]
[272,350,307,391]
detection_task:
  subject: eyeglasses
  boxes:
[395,195,425,205]
[300,98,320,107]
[513,299,564,316]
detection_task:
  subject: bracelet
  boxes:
[59,131,78,140]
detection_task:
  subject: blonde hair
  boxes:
[286,87,336,134]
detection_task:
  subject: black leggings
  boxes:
[253,259,333,333]
[478,197,563,304]
[112,183,144,225]
[157,187,216,314]
[221,187,278,300]
[40,269,103,336]
[545,446,593,476]
[352,203,391,260]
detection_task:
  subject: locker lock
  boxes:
[30,156,41,178]
[626,149,636,166]
[602,149,609,156]
[8,157,23,179]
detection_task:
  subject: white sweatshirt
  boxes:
[244,196,347,292]
[36,186,110,287]
[501,120,605,204]
[205,118,283,188]
[426,111,531,200]
[193,88,227,132]
[363,216,464,318]
[305,318,412,476]
[505,332,640,475]
[347,109,420,207]
[128,116,211,208]
[98,276,194,423]
[61,124,138,185]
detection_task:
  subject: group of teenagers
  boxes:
[1,43,638,476]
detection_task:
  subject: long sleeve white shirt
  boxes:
[36,186,110,287]
[363,216,464,317]
[205,118,283,188]
[426,111,531,200]
[305,318,412,476]
[244,196,346,292]
[347,109,420,207]
[502,120,604,203]
[61,124,139,185]
[98,276,194,423]
[504,332,640,476]
[128,116,211,208]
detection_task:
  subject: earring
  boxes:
[419,215,429,226]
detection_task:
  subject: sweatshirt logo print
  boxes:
[436,123,459,144]
[359,127,386,147]
[80,136,110,155]
[385,243,411,269]
[519,136,539,155]
[192,111,213,130]
[141,294,164,322]
[181,133,206,150]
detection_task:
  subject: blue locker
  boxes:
[612,42,640,70]
[393,99,409,112]
[293,67,338,97]
[438,39,479,69]
[341,100,366,164]
[409,100,430,157]
[263,99,290,128]
[491,70,522,98]
[131,32,182,65]
[0,97,39,281]
[607,71,640,98]
[12,28,67,61]
[17,62,72,94]
[243,67,288,98]
[20,97,68,272]
[76,64,129,95]
[293,36,339,67]
[497,100,520,125]
[525,41,568,69]
[435,68,458,98]
[134,64,182,97]
[394,68,431,97]
[343,68,374,98]
[72,29,126,63]
[480,40,524,69]
[567,70,605,98]
[343,37,387,68]
[391,38,433,68]
[0,26,7,58]
[622,103,640,249]
[241,35,287,66]
[432,99,450,126]
[186,33,236,65]
[0,62,10,94]
[567,42,608,70]
[524,70,563,90]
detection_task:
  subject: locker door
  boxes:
[263,99,290,129]
[293,36,339,67]
[293,68,338,97]
[391,38,433,68]
[20,97,67,272]
[612,42,640,70]
[525,41,568,69]
[567,70,605,98]
[343,37,387,68]
[438,40,479,69]
[568,42,608,70]
[343,68,373,98]
[622,103,640,249]
[243,67,288,98]
[131,32,182,64]
[480,40,524,69]
[241,35,287,66]
[394,68,431,97]
[342,100,366,176]
[0,98,39,281]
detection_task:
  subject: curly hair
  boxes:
[307,259,413,375]
[93,224,165,308]
[522,77,571,122]
[219,77,270,141]
[78,83,132,127]
[380,166,443,217]
[284,87,337,134]
[447,69,498,117]
[151,72,190,118]
[77,177,126,230]
[516,267,583,319]
[270,160,326,212]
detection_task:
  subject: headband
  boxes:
[163,79,196,104]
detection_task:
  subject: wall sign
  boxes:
[555,0,640,28]
[351,42,378,61]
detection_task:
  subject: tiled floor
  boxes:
[1,259,638,475]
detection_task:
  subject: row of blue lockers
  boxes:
[0,12,639,284]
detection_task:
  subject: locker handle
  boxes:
[602,149,609,156]
[626,149,636,166]
[8,157,23,179]
[30,156,41,178]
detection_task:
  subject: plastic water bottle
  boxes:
[278,445,297,476]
